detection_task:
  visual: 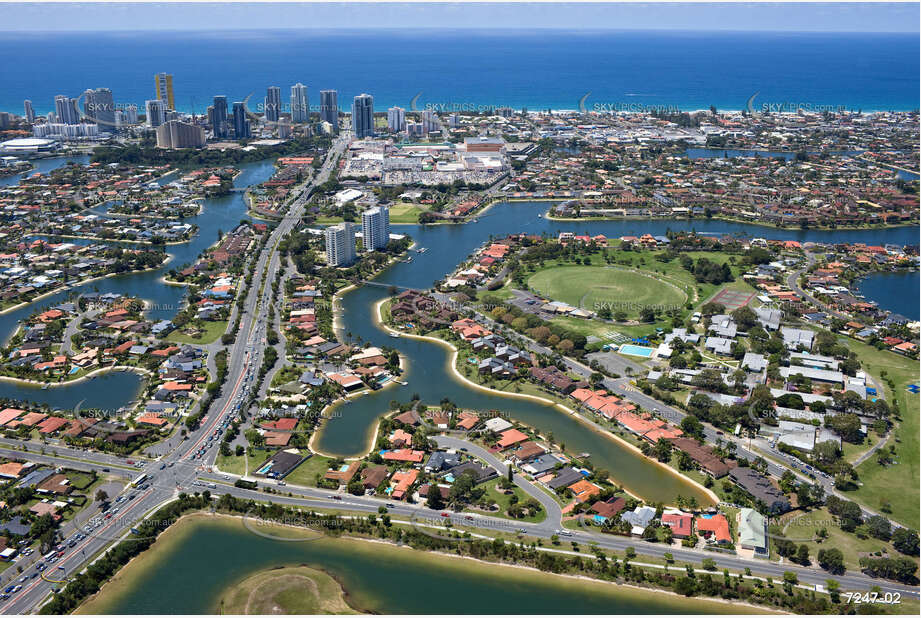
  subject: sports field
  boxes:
[528,266,687,317]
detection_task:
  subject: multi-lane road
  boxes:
[1,135,917,613]
[0,133,349,614]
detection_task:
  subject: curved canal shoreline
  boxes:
[0,364,153,389]
[367,298,718,506]
[0,255,173,318]
[76,512,771,615]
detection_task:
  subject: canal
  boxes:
[0,158,277,409]
[79,516,755,615]
[313,200,919,505]
[2,163,917,502]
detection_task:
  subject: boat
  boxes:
[389,332,401,338]
[416,247,428,253]
[579,452,591,458]
[404,257,413,263]
[41,384,49,390]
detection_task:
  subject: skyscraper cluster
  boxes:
[324,205,390,267]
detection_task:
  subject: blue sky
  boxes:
[2,2,919,32]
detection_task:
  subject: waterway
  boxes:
[0,158,277,410]
[81,516,753,615]
[2,167,918,500]
[685,147,865,160]
[855,270,921,320]
[312,200,918,505]
[0,154,90,187]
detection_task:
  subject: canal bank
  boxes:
[0,158,278,411]
[76,514,765,615]
[371,297,719,505]
[310,201,918,506]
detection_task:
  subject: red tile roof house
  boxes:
[497,428,529,449]
[261,418,299,432]
[696,514,732,545]
[37,417,69,435]
[390,469,419,500]
[0,408,25,426]
[450,318,491,341]
[19,412,48,427]
[382,449,425,463]
[661,512,693,538]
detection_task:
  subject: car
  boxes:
[160,464,166,470]
[460,447,468,452]
[18,577,27,584]
[12,585,21,593]
[331,495,342,500]
[4,586,13,594]
[0,594,9,600]
[440,512,450,518]
[464,515,474,521]
[386,502,395,508]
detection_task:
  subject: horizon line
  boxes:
[1,26,918,34]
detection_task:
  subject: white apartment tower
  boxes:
[325,222,356,266]
[361,205,390,252]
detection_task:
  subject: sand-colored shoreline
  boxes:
[364,297,718,506]
[0,364,152,389]
[0,255,172,317]
[76,512,776,615]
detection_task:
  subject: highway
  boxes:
[1,134,916,612]
[0,132,349,615]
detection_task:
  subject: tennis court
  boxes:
[710,288,755,311]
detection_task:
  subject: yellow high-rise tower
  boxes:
[154,72,175,109]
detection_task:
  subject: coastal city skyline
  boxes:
[0,2,917,617]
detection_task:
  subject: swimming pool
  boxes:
[618,344,655,358]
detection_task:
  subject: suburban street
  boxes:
[0,134,916,614]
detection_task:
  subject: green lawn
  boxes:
[528,265,687,318]
[468,482,547,523]
[840,338,920,528]
[216,449,274,476]
[774,507,917,572]
[282,453,333,487]
[167,320,229,344]
[389,203,427,224]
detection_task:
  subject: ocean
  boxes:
[2,29,918,116]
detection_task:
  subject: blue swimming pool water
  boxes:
[618,344,655,357]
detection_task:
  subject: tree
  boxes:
[817,548,845,574]
[674,576,697,597]
[680,415,705,440]
[866,515,892,541]
[796,544,810,566]
[653,438,672,463]
[95,489,109,504]
[426,483,445,510]
[892,528,919,556]
[731,306,757,331]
